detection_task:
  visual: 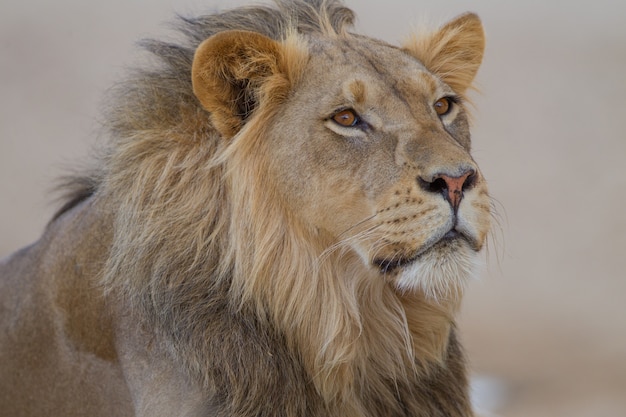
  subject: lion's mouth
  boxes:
[373,229,471,275]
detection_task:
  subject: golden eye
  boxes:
[332,109,359,127]
[434,97,452,116]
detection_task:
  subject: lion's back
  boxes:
[0,202,134,417]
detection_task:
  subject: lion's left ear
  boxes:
[192,30,303,138]
[403,13,485,95]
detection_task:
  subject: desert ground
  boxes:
[1,1,625,415]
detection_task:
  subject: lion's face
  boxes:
[265,37,489,294]
[192,14,489,296]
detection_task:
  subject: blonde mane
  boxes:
[49,1,478,415]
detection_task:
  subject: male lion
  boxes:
[0,1,490,416]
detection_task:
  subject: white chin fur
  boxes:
[394,243,481,300]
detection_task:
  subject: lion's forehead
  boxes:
[299,36,444,118]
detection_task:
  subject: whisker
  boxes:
[485,197,506,271]
[368,236,397,272]
[317,222,382,266]
[337,213,379,238]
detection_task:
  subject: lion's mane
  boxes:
[56,1,473,415]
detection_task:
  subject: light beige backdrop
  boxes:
[1,1,625,416]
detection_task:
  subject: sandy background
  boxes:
[1,1,625,415]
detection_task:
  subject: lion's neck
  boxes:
[262,249,461,413]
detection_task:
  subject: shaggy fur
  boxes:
[0,1,490,416]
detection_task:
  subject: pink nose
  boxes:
[419,170,476,212]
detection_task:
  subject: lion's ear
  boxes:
[404,13,485,95]
[192,30,291,138]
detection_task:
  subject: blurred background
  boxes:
[1,1,625,415]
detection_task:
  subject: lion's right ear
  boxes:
[192,30,303,138]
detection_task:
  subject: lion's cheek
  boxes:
[267,159,377,238]
[302,187,375,237]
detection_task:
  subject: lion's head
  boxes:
[91,0,489,411]
[190,12,488,297]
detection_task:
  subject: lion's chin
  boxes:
[380,236,481,300]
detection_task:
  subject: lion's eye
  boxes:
[434,97,453,116]
[332,109,360,127]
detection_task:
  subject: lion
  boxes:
[0,1,489,416]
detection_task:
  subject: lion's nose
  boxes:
[418,169,476,212]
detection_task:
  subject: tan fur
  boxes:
[404,13,485,97]
[0,1,489,416]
